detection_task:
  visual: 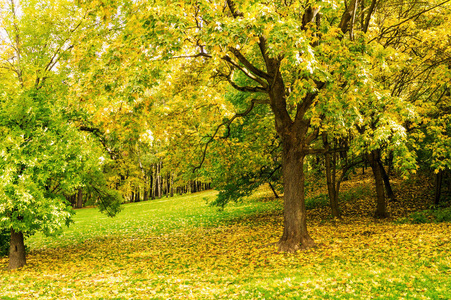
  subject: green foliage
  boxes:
[396,207,451,224]
[0,0,122,250]
[339,186,372,203]
[304,185,372,211]
[305,193,329,210]
[0,228,9,257]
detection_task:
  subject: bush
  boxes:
[396,206,451,224]
[0,228,9,257]
[435,206,451,222]
[305,193,329,210]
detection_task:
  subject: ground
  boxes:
[0,174,450,299]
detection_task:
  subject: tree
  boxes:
[369,0,451,206]
[0,0,121,269]
[74,0,450,252]
[120,0,383,251]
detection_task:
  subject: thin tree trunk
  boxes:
[9,229,26,270]
[435,170,443,205]
[170,173,174,197]
[166,174,170,197]
[151,165,156,199]
[377,159,396,202]
[323,134,340,218]
[136,190,141,202]
[268,182,279,198]
[325,151,341,218]
[76,188,83,209]
[157,162,161,198]
[362,154,366,174]
[367,150,388,218]
[387,151,394,176]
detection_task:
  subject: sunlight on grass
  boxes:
[25,190,282,250]
[1,186,450,299]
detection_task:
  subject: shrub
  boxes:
[435,206,451,222]
[305,193,329,210]
[396,206,451,224]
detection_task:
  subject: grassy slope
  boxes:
[0,178,450,299]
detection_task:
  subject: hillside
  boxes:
[1,175,450,299]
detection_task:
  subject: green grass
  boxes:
[1,187,450,299]
[25,189,282,250]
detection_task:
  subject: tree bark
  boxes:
[9,228,26,270]
[264,53,316,252]
[278,147,315,252]
[156,162,162,198]
[435,170,443,205]
[367,150,389,218]
[268,181,279,198]
[377,159,396,202]
[325,150,341,218]
[170,174,174,197]
[323,134,341,218]
[151,165,156,199]
[76,188,83,209]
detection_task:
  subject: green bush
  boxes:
[396,206,451,224]
[305,193,329,210]
[409,211,435,224]
[435,207,451,222]
[304,186,372,211]
[0,228,9,257]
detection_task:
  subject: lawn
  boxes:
[1,179,450,299]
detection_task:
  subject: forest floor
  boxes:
[1,173,450,299]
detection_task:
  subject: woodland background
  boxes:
[0,0,450,296]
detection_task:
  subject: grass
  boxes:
[24,189,281,251]
[1,179,451,299]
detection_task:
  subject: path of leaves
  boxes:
[1,176,450,299]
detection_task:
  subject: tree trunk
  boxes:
[387,150,394,176]
[9,229,26,270]
[76,188,83,209]
[278,146,315,252]
[367,150,388,218]
[151,165,156,200]
[377,159,396,202]
[156,162,161,198]
[268,181,279,198]
[325,151,341,218]
[170,174,174,197]
[323,134,341,218]
[435,170,443,205]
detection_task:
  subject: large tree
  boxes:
[0,0,121,269]
[76,0,450,252]
[126,0,388,251]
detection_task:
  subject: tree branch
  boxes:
[228,47,272,81]
[78,126,116,160]
[363,0,378,33]
[223,55,268,88]
[220,70,267,93]
[193,98,270,172]
[339,0,359,34]
[226,0,243,18]
[370,0,451,43]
